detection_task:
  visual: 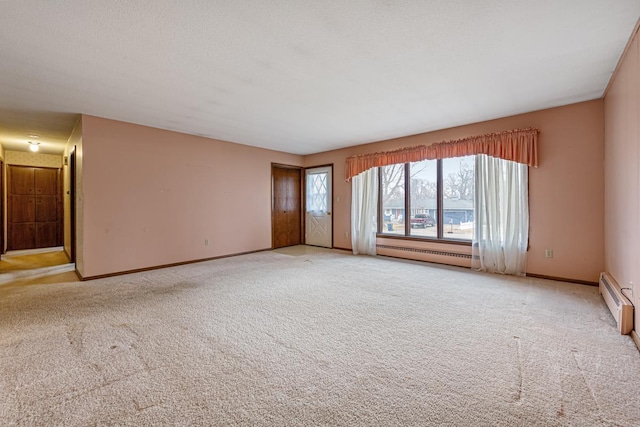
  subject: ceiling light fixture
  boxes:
[28,141,40,152]
[27,134,40,139]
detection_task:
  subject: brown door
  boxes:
[35,168,59,248]
[8,166,62,250]
[69,147,76,262]
[272,165,302,248]
[9,166,36,250]
[0,160,3,257]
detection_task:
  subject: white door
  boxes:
[305,166,332,248]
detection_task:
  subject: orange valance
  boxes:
[345,127,539,181]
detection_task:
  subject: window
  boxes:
[380,164,405,235]
[306,172,328,212]
[409,160,438,238]
[379,156,475,242]
[442,156,474,241]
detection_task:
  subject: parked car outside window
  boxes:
[410,213,435,228]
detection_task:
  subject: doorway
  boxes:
[0,158,76,285]
[0,160,3,259]
[305,165,333,248]
[271,164,302,249]
[69,147,77,262]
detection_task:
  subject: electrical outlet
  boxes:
[205,239,209,246]
[544,249,553,258]
[344,232,348,238]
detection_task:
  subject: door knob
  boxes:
[327,212,331,215]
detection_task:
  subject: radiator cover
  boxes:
[600,272,634,335]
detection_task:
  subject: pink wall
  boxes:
[305,100,605,282]
[604,26,640,325]
[80,115,302,278]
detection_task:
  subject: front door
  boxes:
[305,166,332,248]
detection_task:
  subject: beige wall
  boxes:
[80,115,302,278]
[4,151,62,168]
[304,100,605,283]
[604,27,640,325]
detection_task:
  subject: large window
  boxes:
[379,156,475,242]
[409,160,438,238]
[380,164,405,235]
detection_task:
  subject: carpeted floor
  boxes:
[1,248,639,426]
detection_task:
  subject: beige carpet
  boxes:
[1,248,639,426]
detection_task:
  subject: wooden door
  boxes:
[9,167,37,250]
[0,160,3,257]
[69,147,76,262]
[8,166,62,250]
[35,168,59,248]
[272,165,302,248]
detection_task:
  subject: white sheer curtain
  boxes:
[351,168,378,255]
[472,155,529,276]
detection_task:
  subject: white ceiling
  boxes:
[0,1,639,156]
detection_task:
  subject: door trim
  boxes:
[303,163,334,248]
[271,163,303,249]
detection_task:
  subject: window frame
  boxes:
[377,158,473,246]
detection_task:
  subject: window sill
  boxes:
[376,234,472,246]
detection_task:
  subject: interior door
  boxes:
[34,168,59,248]
[305,166,332,248]
[8,165,61,250]
[70,147,76,262]
[8,166,37,250]
[0,160,3,257]
[272,165,302,248]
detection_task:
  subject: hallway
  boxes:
[0,247,78,286]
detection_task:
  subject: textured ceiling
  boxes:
[0,1,639,155]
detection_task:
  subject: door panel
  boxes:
[36,196,57,222]
[272,166,301,248]
[9,223,36,250]
[11,167,35,195]
[305,166,332,248]
[11,196,36,223]
[273,168,287,248]
[35,168,58,195]
[36,223,58,248]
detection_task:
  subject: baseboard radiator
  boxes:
[376,244,472,268]
[599,272,634,335]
